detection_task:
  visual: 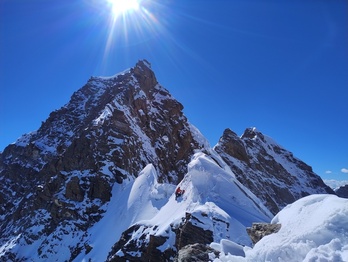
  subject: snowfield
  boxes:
[212,194,348,262]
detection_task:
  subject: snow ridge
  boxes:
[0,60,342,262]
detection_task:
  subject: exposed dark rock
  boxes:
[335,184,348,198]
[246,223,281,245]
[87,175,111,202]
[218,129,249,163]
[175,213,214,250]
[214,127,335,214]
[175,243,219,262]
[65,176,84,202]
[107,224,175,262]
[108,212,215,261]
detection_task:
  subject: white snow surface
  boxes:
[74,164,175,262]
[77,152,272,261]
[96,68,130,80]
[212,194,348,262]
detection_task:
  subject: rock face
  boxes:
[175,243,219,262]
[246,223,281,245]
[335,184,348,198]
[107,212,214,262]
[0,60,206,261]
[107,224,175,262]
[175,213,214,250]
[214,128,335,214]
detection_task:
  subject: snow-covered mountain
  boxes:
[214,128,334,214]
[0,60,338,261]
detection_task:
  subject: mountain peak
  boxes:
[215,127,334,214]
[0,61,336,261]
[135,59,152,70]
[222,128,238,138]
[131,59,158,95]
[241,127,263,140]
[88,59,155,92]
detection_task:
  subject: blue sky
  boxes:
[1,0,347,181]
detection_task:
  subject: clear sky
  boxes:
[1,0,347,181]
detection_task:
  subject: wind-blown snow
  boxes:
[212,194,348,262]
[75,152,272,261]
[96,68,130,80]
[118,152,273,255]
[74,164,175,261]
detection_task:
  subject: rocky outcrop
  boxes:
[246,223,281,245]
[175,213,214,250]
[175,243,219,262]
[108,212,215,261]
[335,184,348,198]
[107,224,175,262]
[214,128,335,214]
[65,176,84,202]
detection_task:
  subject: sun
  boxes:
[107,0,139,17]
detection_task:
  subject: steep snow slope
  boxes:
[149,151,272,243]
[107,151,272,261]
[73,164,176,261]
[9,151,271,262]
[213,194,348,262]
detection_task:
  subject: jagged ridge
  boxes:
[0,60,335,261]
[214,127,334,214]
[0,60,207,261]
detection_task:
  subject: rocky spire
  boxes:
[132,59,158,95]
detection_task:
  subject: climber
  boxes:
[175,187,185,200]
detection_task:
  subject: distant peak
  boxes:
[241,127,263,140]
[89,59,151,81]
[222,128,238,138]
[135,59,151,70]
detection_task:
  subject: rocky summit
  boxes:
[214,128,334,214]
[0,60,335,261]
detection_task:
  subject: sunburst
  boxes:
[107,0,139,18]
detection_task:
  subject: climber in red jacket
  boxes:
[175,187,185,200]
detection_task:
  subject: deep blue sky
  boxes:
[1,0,347,181]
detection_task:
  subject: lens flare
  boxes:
[107,0,139,17]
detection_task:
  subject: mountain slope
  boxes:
[106,151,272,261]
[214,128,334,214]
[0,60,208,261]
[0,60,336,261]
